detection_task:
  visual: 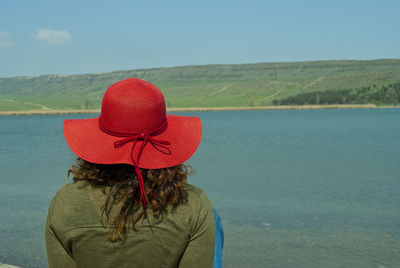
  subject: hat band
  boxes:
[99,119,171,208]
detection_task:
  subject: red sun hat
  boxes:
[64,78,202,169]
[63,78,202,205]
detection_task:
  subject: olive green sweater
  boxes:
[45,181,215,268]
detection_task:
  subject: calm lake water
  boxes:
[0,109,399,268]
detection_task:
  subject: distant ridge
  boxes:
[1,59,400,111]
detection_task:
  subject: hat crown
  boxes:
[99,78,166,134]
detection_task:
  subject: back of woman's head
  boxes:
[69,158,191,241]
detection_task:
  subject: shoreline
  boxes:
[0,104,394,116]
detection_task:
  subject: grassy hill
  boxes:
[1,59,400,111]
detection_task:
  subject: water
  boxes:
[0,109,399,268]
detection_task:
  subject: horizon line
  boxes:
[1,58,399,80]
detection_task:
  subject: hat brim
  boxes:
[63,115,202,169]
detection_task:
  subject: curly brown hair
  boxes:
[68,158,190,241]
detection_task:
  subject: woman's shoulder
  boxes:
[185,183,212,208]
[48,181,95,219]
[51,180,89,202]
[47,181,103,231]
[182,183,214,236]
[186,183,206,197]
[185,183,203,193]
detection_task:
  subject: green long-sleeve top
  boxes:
[45,181,215,268]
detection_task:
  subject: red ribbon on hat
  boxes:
[100,120,171,208]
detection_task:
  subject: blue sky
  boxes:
[1,0,399,77]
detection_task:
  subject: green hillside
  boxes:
[277,82,400,106]
[1,59,400,111]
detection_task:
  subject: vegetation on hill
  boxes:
[0,59,400,111]
[274,82,400,106]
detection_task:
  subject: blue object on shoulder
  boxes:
[213,209,224,268]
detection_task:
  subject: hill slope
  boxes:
[1,59,400,111]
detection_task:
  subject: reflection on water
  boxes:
[0,109,399,267]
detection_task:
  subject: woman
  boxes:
[45,78,223,267]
